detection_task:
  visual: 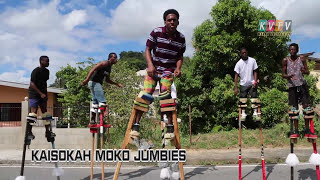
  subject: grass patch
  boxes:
[102,117,320,150]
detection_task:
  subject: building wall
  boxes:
[0,85,56,115]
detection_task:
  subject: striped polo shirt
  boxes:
[146,26,186,73]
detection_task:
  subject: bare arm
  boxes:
[282,58,293,79]
[253,69,258,88]
[174,56,183,77]
[300,56,310,75]
[105,76,123,88]
[145,46,156,77]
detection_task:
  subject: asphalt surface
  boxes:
[1,163,319,180]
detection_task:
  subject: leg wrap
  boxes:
[159,90,172,100]
[160,99,176,112]
[288,107,299,120]
[250,98,261,109]
[134,91,153,112]
[303,107,314,119]
[27,112,37,125]
[42,112,52,125]
[238,98,247,108]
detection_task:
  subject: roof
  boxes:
[299,52,315,57]
[0,80,63,93]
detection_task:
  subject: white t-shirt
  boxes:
[234,57,258,86]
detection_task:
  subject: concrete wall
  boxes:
[0,127,96,150]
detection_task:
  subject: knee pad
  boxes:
[160,99,176,112]
[134,91,153,112]
[251,98,261,109]
[159,91,171,100]
[138,91,154,103]
[238,98,247,108]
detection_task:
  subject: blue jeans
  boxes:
[88,81,106,105]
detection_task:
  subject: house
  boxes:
[0,80,63,127]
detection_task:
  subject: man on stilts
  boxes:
[283,43,320,180]
[234,47,266,180]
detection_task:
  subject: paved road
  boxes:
[1,163,319,180]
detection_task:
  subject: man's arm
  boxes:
[253,69,258,88]
[30,81,46,98]
[145,46,156,77]
[82,61,109,86]
[105,76,123,88]
[174,56,183,77]
[300,56,310,75]
[282,58,293,79]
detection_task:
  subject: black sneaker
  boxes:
[45,131,56,142]
[132,123,140,132]
[166,124,174,133]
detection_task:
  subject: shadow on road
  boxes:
[81,172,114,180]
[184,166,216,179]
[298,168,317,180]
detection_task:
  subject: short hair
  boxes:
[240,47,247,52]
[163,9,179,21]
[289,43,299,52]
[39,56,49,63]
[108,52,117,59]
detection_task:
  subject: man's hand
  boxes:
[252,82,258,88]
[117,83,123,88]
[234,88,238,95]
[82,79,89,86]
[174,68,181,77]
[147,65,156,77]
[40,93,46,99]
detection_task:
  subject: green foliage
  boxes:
[177,0,294,133]
[119,51,146,70]
[259,88,288,127]
[56,59,95,127]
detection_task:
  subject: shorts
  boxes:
[143,73,174,95]
[288,84,310,108]
[29,98,47,108]
[240,85,258,98]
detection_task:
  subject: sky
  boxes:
[0,0,319,85]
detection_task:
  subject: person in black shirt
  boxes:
[27,55,55,142]
[82,52,123,124]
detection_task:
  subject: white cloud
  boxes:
[252,0,320,38]
[0,0,114,84]
[63,10,87,31]
[0,70,30,83]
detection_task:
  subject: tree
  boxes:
[55,58,142,129]
[119,51,146,70]
[177,0,292,133]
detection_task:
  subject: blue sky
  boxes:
[0,0,319,84]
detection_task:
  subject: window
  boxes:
[0,103,21,121]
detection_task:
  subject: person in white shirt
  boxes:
[234,47,260,121]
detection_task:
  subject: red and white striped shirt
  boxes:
[146,26,186,73]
